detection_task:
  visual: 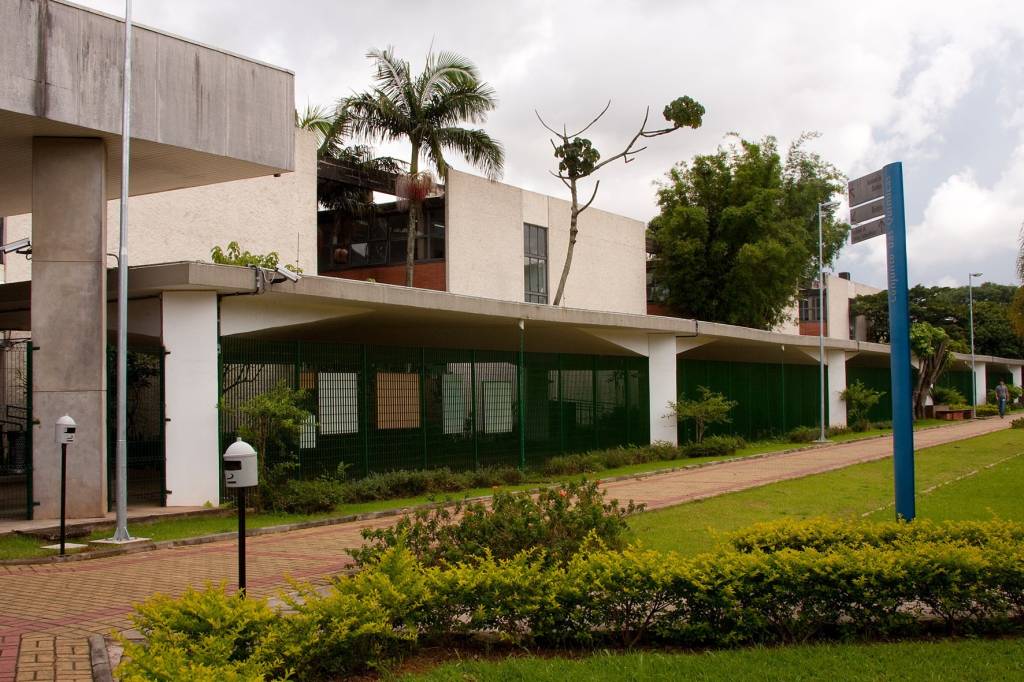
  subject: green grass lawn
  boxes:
[629,428,1024,556]
[397,637,1024,681]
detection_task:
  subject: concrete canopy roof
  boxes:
[0,0,294,217]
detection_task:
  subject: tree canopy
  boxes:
[850,283,1022,358]
[341,47,504,287]
[647,134,849,329]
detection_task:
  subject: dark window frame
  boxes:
[524,223,548,304]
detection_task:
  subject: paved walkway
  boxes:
[0,418,1011,681]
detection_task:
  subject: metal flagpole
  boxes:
[112,0,133,541]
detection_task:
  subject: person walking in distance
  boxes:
[995,380,1010,419]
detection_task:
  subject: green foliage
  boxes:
[931,385,966,406]
[975,404,999,417]
[785,426,820,443]
[351,480,642,568]
[662,96,705,129]
[648,134,849,328]
[851,283,1023,358]
[681,434,746,458]
[1012,416,1024,429]
[727,517,1024,554]
[117,585,282,681]
[226,381,313,511]
[120,519,1024,678]
[841,380,884,430]
[554,137,600,178]
[210,241,301,274]
[668,386,738,443]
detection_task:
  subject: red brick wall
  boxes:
[799,321,827,336]
[323,262,446,291]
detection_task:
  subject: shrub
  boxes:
[121,520,1024,677]
[681,434,745,458]
[841,380,884,428]
[267,478,346,514]
[667,386,738,443]
[726,517,1024,554]
[117,585,280,681]
[351,480,643,568]
[1012,416,1024,429]
[931,385,966,406]
[826,425,850,438]
[975,404,999,417]
[786,426,819,443]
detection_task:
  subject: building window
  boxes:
[524,223,548,304]
[799,290,826,322]
[319,197,445,272]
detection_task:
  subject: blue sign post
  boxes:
[848,162,915,521]
[882,162,915,521]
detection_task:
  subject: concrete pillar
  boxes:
[31,138,108,519]
[973,361,987,406]
[648,334,678,445]
[162,292,221,506]
[1011,366,1022,388]
[826,349,847,428]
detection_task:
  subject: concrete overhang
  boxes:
[0,0,295,216]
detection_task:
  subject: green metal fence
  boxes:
[0,341,32,519]
[846,366,893,423]
[986,368,1013,393]
[936,369,973,403]
[219,338,649,480]
[106,347,166,508]
[676,358,823,441]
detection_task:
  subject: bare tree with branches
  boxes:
[536,96,705,306]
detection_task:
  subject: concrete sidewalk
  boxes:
[0,418,1011,681]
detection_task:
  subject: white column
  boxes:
[162,291,221,506]
[648,334,678,445]
[1012,365,1022,388]
[973,361,987,406]
[826,349,847,428]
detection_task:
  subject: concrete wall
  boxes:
[0,0,294,169]
[445,170,647,315]
[162,291,221,507]
[5,129,317,281]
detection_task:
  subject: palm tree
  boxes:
[342,47,504,286]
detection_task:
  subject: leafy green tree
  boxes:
[851,283,1022,358]
[840,380,884,430]
[343,47,504,287]
[229,381,312,511]
[667,386,738,443]
[537,96,704,305]
[648,134,849,329]
[910,322,956,418]
[210,241,300,273]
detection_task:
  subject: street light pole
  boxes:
[815,201,838,442]
[969,272,983,411]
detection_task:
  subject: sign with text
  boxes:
[850,197,885,224]
[848,169,884,207]
[850,217,886,244]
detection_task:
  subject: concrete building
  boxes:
[0,0,1021,520]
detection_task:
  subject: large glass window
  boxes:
[318,197,445,273]
[524,223,548,304]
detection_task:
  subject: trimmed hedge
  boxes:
[119,519,1024,679]
[727,517,1024,554]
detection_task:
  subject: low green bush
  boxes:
[786,426,819,443]
[541,443,686,476]
[351,480,643,568]
[121,520,1024,678]
[975,404,999,417]
[1011,417,1024,429]
[726,517,1024,554]
[680,434,745,458]
[266,478,346,514]
[931,385,966,406]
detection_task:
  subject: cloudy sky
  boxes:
[79,0,1023,289]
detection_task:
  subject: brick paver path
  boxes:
[0,418,1011,680]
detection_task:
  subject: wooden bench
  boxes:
[934,407,974,421]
